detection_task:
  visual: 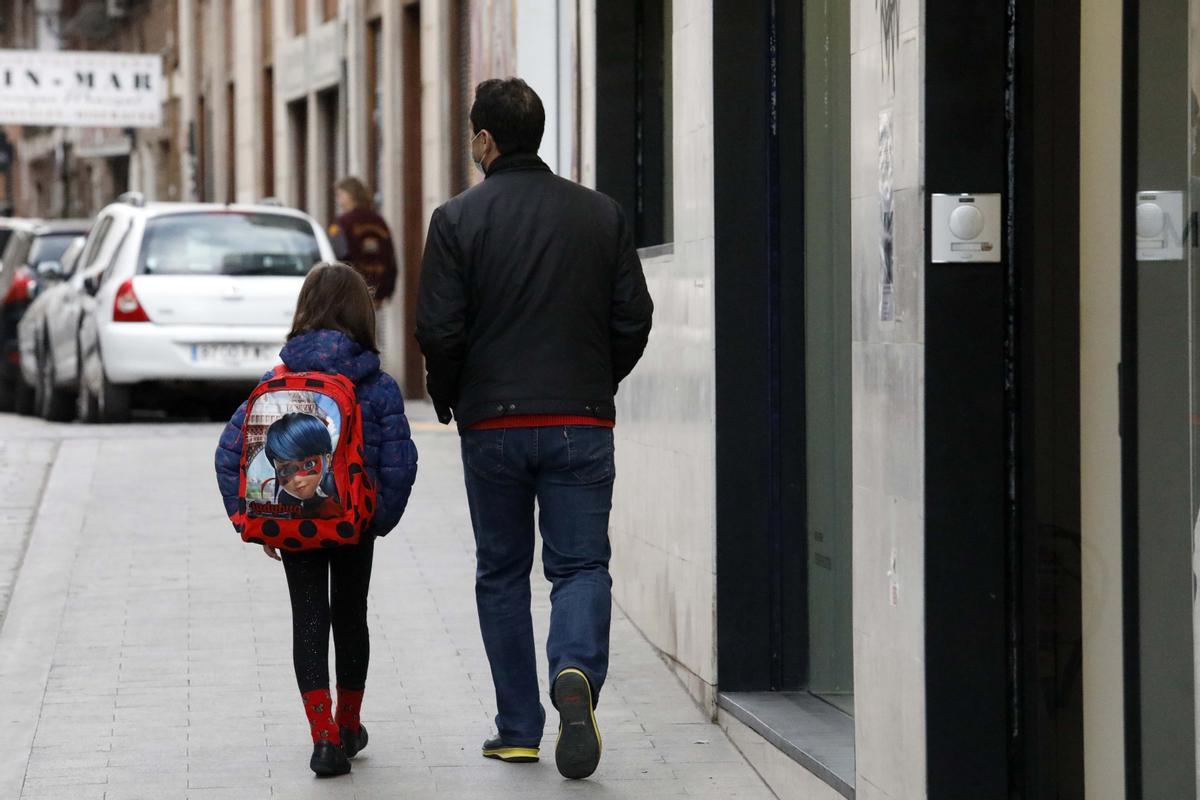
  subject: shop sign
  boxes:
[0,50,162,128]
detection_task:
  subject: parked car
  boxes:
[0,217,29,265]
[60,195,334,422]
[0,219,92,412]
[16,234,86,419]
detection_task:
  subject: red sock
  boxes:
[302,689,341,745]
[336,686,364,732]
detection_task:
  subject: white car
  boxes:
[66,196,334,422]
[17,233,87,418]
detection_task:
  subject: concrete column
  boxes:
[379,1,405,225]
[272,0,289,201]
[210,0,231,203]
[178,0,200,201]
[378,0,408,379]
[515,1,559,174]
[344,0,369,182]
[234,0,264,202]
[420,0,453,223]
[577,0,596,189]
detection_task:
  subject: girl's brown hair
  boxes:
[289,262,378,352]
[334,176,373,210]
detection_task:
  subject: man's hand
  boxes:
[435,401,454,425]
[262,544,282,561]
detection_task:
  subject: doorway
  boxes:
[316,87,340,227]
[401,3,425,399]
[287,98,308,211]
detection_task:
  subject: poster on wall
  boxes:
[0,50,163,128]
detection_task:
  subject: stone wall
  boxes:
[849,0,927,797]
[608,1,719,712]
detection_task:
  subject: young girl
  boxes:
[214,262,418,777]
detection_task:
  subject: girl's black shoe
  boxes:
[310,742,351,777]
[340,724,369,758]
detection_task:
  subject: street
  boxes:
[0,403,774,800]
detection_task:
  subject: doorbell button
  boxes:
[949,205,986,240]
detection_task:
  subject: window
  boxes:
[138,213,321,277]
[292,0,307,36]
[263,68,276,195]
[27,234,81,269]
[317,87,339,222]
[366,18,383,203]
[712,1,854,792]
[450,0,470,194]
[261,0,274,61]
[288,99,309,211]
[595,0,673,248]
[79,217,114,272]
[224,0,234,74]
[1,231,31,274]
[226,82,237,203]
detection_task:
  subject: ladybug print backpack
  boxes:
[230,367,376,552]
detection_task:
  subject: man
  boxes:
[328,176,398,309]
[415,78,653,781]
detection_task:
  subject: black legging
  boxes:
[281,537,375,693]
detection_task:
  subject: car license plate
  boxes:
[191,343,273,364]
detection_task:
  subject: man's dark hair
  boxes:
[470,78,545,155]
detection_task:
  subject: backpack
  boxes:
[231,366,376,551]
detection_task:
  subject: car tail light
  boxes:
[2,266,32,304]
[113,278,150,322]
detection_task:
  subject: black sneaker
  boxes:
[310,742,351,777]
[340,724,369,758]
[553,668,602,779]
[481,735,540,763]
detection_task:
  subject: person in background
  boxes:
[329,177,398,310]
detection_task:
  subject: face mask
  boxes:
[471,130,486,175]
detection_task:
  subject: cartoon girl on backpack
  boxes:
[214,262,418,778]
[260,412,341,517]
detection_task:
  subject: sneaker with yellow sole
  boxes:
[481,736,540,763]
[553,668,602,779]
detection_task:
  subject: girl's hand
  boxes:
[262,544,282,561]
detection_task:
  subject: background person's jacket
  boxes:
[415,152,654,429]
[214,329,418,538]
[329,207,399,302]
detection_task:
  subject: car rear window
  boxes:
[28,233,84,268]
[138,212,322,277]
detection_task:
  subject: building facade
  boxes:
[0,0,1193,797]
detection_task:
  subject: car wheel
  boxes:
[0,361,14,413]
[37,345,73,422]
[96,374,132,424]
[13,375,34,416]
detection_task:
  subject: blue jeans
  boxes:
[461,425,615,748]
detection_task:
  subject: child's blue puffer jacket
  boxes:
[214,329,418,538]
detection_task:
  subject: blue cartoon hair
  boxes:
[264,413,337,500]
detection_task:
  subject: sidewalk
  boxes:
[0,406,776,800]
